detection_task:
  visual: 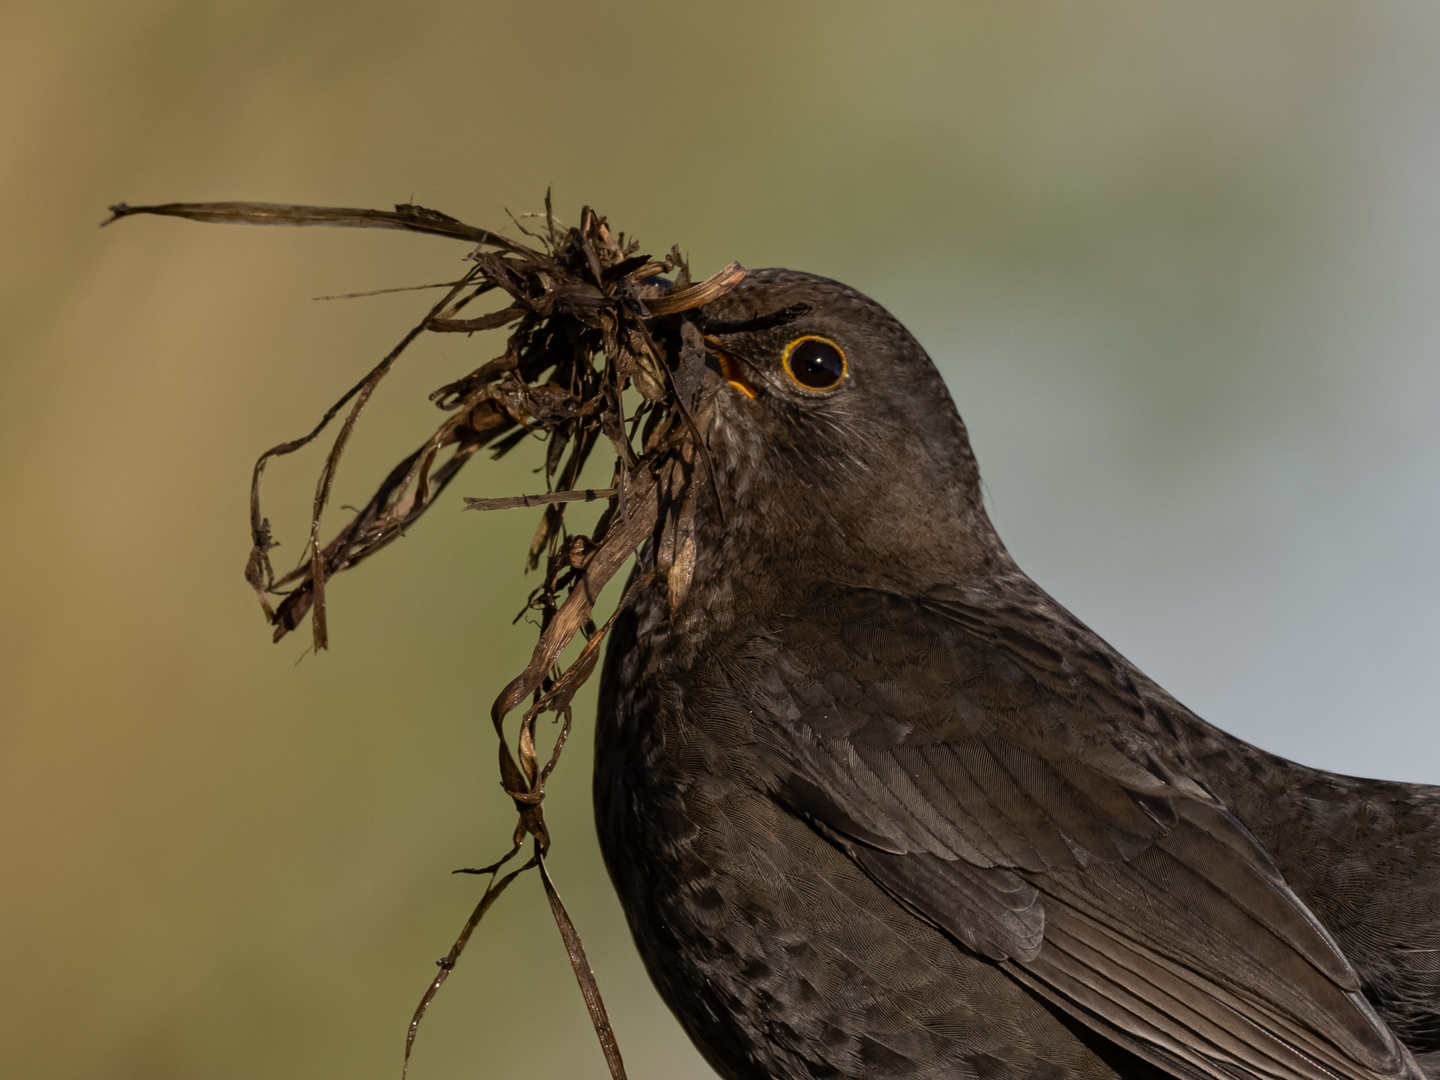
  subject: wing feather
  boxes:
[737,587,1420,1080]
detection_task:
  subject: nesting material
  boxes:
[107,197,747,1078]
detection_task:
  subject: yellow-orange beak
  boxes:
[704,335,757,399]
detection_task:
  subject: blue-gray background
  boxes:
[2,3,1437,1078]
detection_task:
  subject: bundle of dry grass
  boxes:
[106,197,748,1078]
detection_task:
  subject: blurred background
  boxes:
[3,2,1439,1078]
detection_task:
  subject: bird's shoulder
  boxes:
[716,580,1207,802]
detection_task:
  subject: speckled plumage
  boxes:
[594,270,1440,1080]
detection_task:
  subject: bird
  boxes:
[592,268,1440,1080]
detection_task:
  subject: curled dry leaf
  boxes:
[106,196,746,1079]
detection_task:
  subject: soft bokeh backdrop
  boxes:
[3,3,1438,1079]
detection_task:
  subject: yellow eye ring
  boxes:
[781,335,848,393]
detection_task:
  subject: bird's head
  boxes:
[683,269,1006,595]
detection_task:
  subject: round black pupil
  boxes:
[788,339,844,388]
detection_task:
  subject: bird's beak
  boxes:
[704,335,757,399]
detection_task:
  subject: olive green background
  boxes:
[3,3,1438,1079]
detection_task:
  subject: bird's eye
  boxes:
[781,336,847,392]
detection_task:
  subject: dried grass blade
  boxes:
[491,470,658,726]
[523,572,652,728]
[104,200,532,253]
[643,260,746,315]
[300,298,463,649]
[269,410,511,638]
[539,853,628,1080]
[463,488,616,513]
[428,307,528,333]
[401,850,538,1080]
[245,362,380,602]
[313,280,465,301]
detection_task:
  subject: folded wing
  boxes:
[726,587,1420,1080]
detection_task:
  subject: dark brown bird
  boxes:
[594,270,1440,1080]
